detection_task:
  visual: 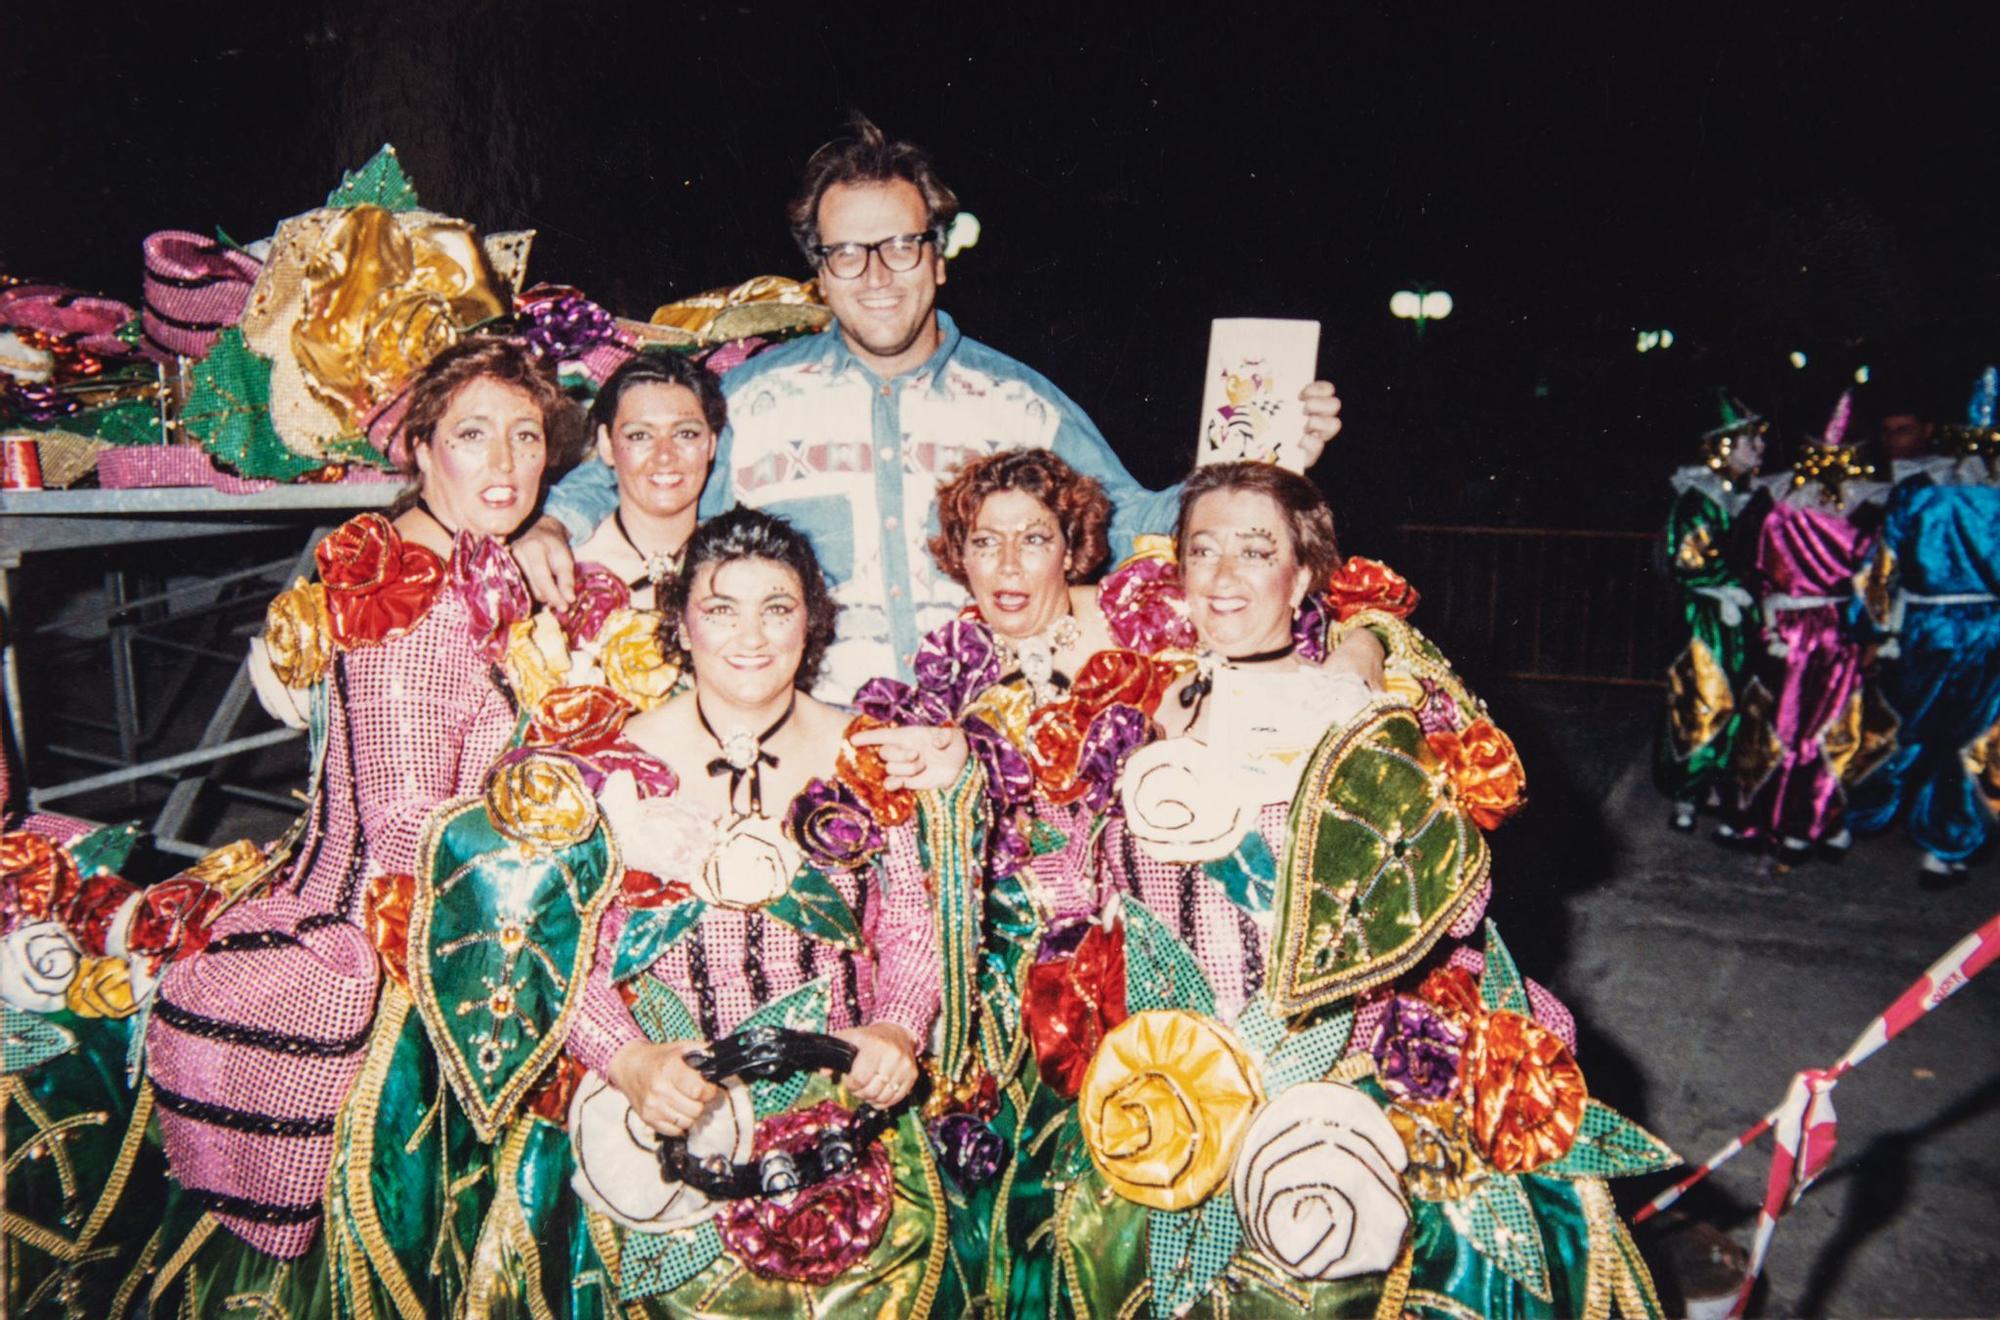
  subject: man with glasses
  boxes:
[515,115,1344,699]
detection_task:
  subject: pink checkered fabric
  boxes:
[146,559,516,1256]
[96,445,217,490]
[140,230,261,361]
[568,786,941,1076]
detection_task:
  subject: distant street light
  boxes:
[1635,329,1676,353]
[1391,287,1453,336]
[1853,365,1871,384]
[1790,350,1809,369]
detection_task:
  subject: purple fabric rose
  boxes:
[518,288,622,363]
[785,778,885,872]
[1371,994,1468,1101]
[449,533,533,660]
[1416,678,1465,736]
[912,619,1002,712]
[929,1112,1006,1187]
[852,677,930,726]
[965,715,1035,809]
[1293,593,1332,663]
[1073,704,1151,812]
[559,563,632,646]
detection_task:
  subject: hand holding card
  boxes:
[1197,318,1322,472]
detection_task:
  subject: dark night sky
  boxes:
[5,3,1996,543]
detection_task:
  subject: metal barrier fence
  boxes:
[1381,524,1674,687]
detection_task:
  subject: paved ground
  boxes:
[1486,682,2000,1319]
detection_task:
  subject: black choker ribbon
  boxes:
[1178,640,1298,720]
[414,496,461,539]
[615,508,683,590]
[699,694,795,817]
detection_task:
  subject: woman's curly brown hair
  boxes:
[928,449,1113,587]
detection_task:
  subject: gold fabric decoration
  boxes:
[1674,524,1717,573]
[963,680,1036,746]
[263,579,334,688]
[1665,639,1734,761]
[182,839,273,898]
[647,275,831,346]
[65,955,139,1019]
[1078,1009,1263,1210]
[1386,1099,1490,1202]
[1823,684,1900,788]
[1964,720,2000,817]
[1856,544,1898,631]
[486,754,598,852]
[503,614,570,715]
[1726,679,1785,799]
[595,607,679,712]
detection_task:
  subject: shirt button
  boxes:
[879,383,892,397]
[879,445,896,462]
[890,585,904,598]
[884,515,899,530]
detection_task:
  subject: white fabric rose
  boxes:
[1118,738,1254,863]
[1232,1081,1412,1281]
[568,1070,754,1231]
[247,637,313,731]
[0,921,83,1013]
[597,771,719,884]
[694,816,802,910]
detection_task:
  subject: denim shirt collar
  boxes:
[820,309,964,398]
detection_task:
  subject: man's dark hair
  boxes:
[589,351,728,438]
[787,112,960,263]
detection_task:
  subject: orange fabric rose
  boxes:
[316,513,447,648]
[835,715,915,827]
[1416,964,1483,1024]
[1,831,81,927]
[527,684,631,752]
[1023,702,1090,804]
[1426,719,1527,830]
[1067,649,1179,717]
[364,871,416,989]
[1324,556,1420,621]
[1460,1009,1587,1173]
[524,1052,588,1124]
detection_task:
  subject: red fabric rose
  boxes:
[719,1101,894,1284]
[1324,556,1420,621]
[1426,718,1528,830]
[526,685,632,754]
[1416,964,1484,1024]
[126,876,225,967]
[1,831,82,930]
[559,563,632,646]
[1025,923,1130,1098]
[617,868,691,909]
[64,872,139,957]
[316,513,447,648]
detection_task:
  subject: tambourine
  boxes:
[659,1025,894,1201]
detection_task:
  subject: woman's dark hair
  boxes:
[1175,462,1342,585]
[660,508,840,692]
[928,449,1113,587]
[787,112,960,262]
[589,351,728,440]
[392,338,583,516]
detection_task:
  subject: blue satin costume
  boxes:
[1848,467,2000,862]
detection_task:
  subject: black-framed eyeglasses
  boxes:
[811,232,936,281]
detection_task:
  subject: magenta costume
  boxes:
[1730,487,1882,844]
[146,521,520,1257]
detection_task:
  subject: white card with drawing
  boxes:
[1196,318,1320,471]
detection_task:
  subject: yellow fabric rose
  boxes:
[1079,1009,1264,1210]
[183,839,272,897]
[486,754,598,851]
[962,680,1035,748]
[65,955,139,1019]
[503,613,570,713]
[263,579,333,687]
[596,607,679,712]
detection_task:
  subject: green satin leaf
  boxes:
[629,979,700,1045]
[733,977,831,1115]
[1442,1172,1552,1302]
[762,865,862,950]
[1147,1195,1241,1317]
[1479,920,1530,1016]
[1536,1100,1680,1180]
[1202,829,1277,914]
[612,899,705,983]
[1120,897,1216,1017]
[183,330,389,480]
[1262,1006,1355,1095]
[986,867,1042,941]
[413,800,618,1140]
[326,144,422,212]
[619,1219,722,1302]
[1234,995,1289,1059]
[1029,819,1069,856]
[66,821,140,879]
[2,1007,75,1073]
[1266,706,1490,1018]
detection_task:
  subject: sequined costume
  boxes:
[1727,482,1886,845]
[554,730,983,1315]
[1657,465,1759,812]
[138,514,534,1312]
[1848,456,2000,864]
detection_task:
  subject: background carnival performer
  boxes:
[1658,394,1766,832]
[1848,368,2000,883]
[139,338,576,1310]
[510,115,1344,700]
[1045,463,1670,1318]
[570,351,725,609]
[557,508,982,1314]
[1725,391,1890,861]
